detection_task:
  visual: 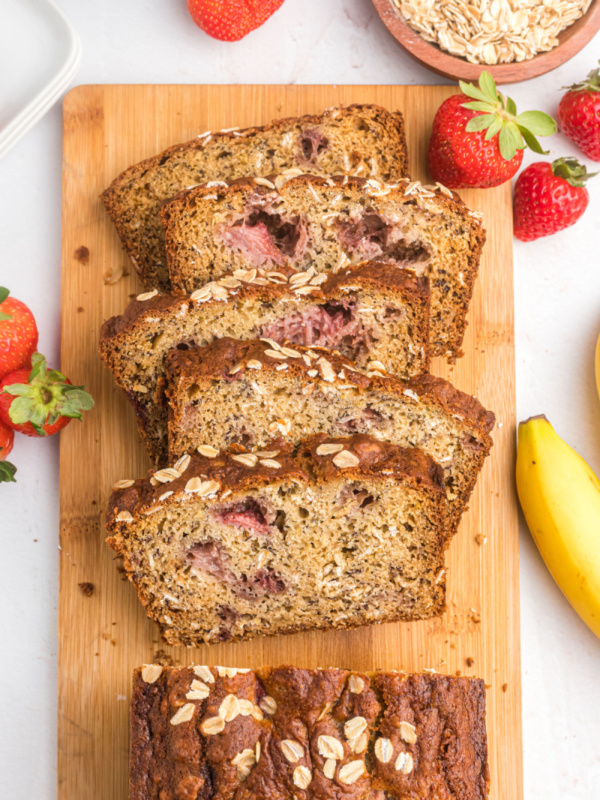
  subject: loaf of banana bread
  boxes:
[165,338,495,539]
[99,262,431,465]
[160,175,485,358]
[130,664,489,800]
[101,104,409,290]
[106,434,447,646]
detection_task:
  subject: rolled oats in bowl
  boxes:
[392,0,594,64]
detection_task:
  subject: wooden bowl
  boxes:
[372,0,600,84]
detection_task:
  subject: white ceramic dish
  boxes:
[0,0,81,160]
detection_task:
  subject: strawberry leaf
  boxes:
[8,396,38,424]
[459,80,491,103]
[485,116,503,140]
[61,388,95,412]
[515,110,557,136]
[29,352,47,383]
[466,114,496,132]
[518,126,548,155]
[497,121,525,158]
[497,126,512,160]
[48,368,68,383]
[551,157,597,187]
[3,351,94,432]
[2,383,35,396]
[463,101,497,113]
[507,121,525,149]
[0,460,17,482]
[479,70,497,100]
[458,70,556,162]
[506,96,517,116]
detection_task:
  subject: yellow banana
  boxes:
[516,415,600,639]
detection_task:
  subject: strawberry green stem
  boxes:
[551,157,597,187]
[2,352,94,436]
[460,71,556,161]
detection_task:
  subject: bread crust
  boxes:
[98,262,431,464]
[106,433,445,527]
[165,337,495,538]
[103,105,408,198]
[99,261,430,343]
[129,664,490,800]
[160,174,486,358]
[166,336,494,436]
[106,434,448,644]
[100,104,409,290]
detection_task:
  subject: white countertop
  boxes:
[2,0,600,797]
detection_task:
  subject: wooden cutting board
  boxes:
[59,85,521,800]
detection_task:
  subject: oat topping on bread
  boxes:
[99,261,431,465]
[160,174,485,358]
[106,434,447,646]
[165,337,495,538]
[100,104,409,290]
[129,665,490,800]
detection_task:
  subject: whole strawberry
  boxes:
[187,0,285,41]
[513,158,595,242]
[558,62,600,161]
[428,71,556,189]
[0,352,94,437]
[0,287,38,380]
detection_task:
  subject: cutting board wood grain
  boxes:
[59,85,521,800]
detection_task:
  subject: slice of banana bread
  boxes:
[99,262,430,465]
[160,175,485,358]
[166,338,494,539]
[106,434,447,646]
[130,665,489,800]
[101,104,409,290]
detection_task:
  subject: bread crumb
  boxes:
[78,581,95,597]
[475,534,487,545]
[466,657,474,667]
[502,683,508,693]
[153,649,174,667]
